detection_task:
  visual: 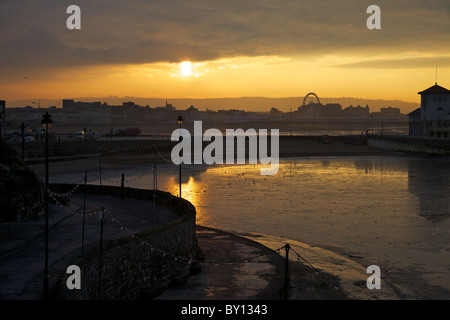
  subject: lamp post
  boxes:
[81,171,87,255]
[153,146,157,207]
[177,115,183,213]
[0,114,3,139]
[98,206,105,300]
[20,122,25,160]
[33,100,40,109]
[41,112,52,300]
[98,146,102,186]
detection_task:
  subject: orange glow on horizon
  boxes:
[1,54,449,112]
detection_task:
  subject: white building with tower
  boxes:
[409,83,450,138]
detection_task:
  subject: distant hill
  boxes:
[6,96,419,114]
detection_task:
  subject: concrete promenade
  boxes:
[0,192,286,300]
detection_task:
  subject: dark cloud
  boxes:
[335,56,450,69]
[0,0,449,74]
[0,28,219,73]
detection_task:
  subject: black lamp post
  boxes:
[41,112,52,300]
[177,115,183,213]
[81,171,87,255]
[98,206,105,300]
[20,122,25,160]
[0,114,3,139]
[177,115,183,196]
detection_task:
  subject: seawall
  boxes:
[368,137,450,155]
[52,184,201,300]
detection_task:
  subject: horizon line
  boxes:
[4,95,419,104]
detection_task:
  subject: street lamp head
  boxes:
[41,112,53,130]
[177,115,183,126]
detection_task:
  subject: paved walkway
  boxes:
[0,193,175,299]
[0,193,286,300]
[156,226,286,300]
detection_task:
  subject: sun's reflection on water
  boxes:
[49,156,450,293]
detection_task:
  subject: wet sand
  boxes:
[29,137,427,300]
[30,136,395,177]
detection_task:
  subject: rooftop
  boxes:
[408,107,421,118]
[418,83,450,95]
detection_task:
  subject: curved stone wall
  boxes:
[53,184,201,300]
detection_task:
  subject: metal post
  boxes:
[41,112,52,300]
[98,207,104,300]
[121,173,124,200]
[284,243,290,300]
[177,115,183,215]
[179,125,182,199]
[81,171,87,254]
[20,122,25,160]
[99,148,102,186]
[0,112,3,139]
[43,122,49,300]
[179,127,182,214]
[179,160,182,198]
[153,147,157,205]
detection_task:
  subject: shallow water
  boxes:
[49,154,450,299]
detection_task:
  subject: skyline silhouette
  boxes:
[4,95,420,114]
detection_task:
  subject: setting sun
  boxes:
[181,61,192,76]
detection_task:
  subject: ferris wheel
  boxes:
[302,92,321,118]
[302,92,321,106]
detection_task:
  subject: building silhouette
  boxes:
[409,83,450,138]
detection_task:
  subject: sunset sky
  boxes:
[0,0,449,111]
